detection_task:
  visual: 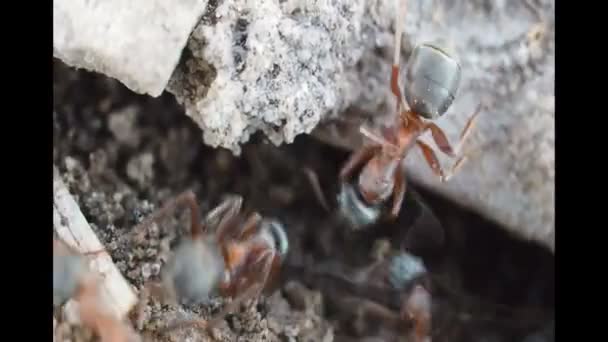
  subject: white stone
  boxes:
[53,0,209,96]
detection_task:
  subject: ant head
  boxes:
[161,237,225,305]
[404,42,461,120]
[260,218,289,259]
[53,251,88,307]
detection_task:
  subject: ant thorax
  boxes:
[396,112,426,150]
[358,153,399,203]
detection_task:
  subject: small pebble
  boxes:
[141,263,153,280]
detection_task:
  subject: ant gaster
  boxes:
[334,0,481,229]
[53,239,140,342]
[133,191,288,335]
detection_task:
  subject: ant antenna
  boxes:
[393,0,406,68]
[391,0,410,118]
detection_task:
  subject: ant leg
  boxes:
[389,166,407,219]
[440,155,470,183]
[423,105,481,182]
[81,249,108,257]
[391,0,409,113]
[424,104,482,157]
[303,167,331,212]
[76,276,139,342]
[205,195,243,229]
[54,238,109,259]
[453,104,482,155]
[133,281,167,330]
[416,140,446,180]
[132,190,204,239]
[339,146,379,182]
[220,252,274,313]
[401,285,432,342]
[54,238,77,255]
[423,123,455,157]
[219,250,275,310]
[209,195,244,243]
[234,212,262,241]
[416,139,468,183]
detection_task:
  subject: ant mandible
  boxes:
[53,239,141,342]
[334,0,481,230]
[132,191,289,336]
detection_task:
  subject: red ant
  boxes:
[53,239,141,342]
[132,191,288,336]
[291,247,432,341]
[309,0,481,230]
[354,250,433,342]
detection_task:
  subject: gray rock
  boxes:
[167,0,399,154]
[53,0,208,97]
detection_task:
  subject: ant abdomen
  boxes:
[161,237,225,305]
[387,252,427,291]
[404,43,462,119]
[336,182,383,230]
[53,251,87,307]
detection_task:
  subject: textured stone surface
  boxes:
[53,0,208,97]
[168,0,397,154]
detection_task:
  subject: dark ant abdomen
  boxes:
[336,181,386,230]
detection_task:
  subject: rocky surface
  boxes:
[53,0,208,96]
[166,0,394,153]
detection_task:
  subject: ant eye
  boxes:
[404,43,461,119]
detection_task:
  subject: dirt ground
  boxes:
[53,60,554,342]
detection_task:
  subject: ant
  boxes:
[53,239,141,342]
[290,246,432,341]
[352,250,432,342]
[132,190,289,336]
[310,0,481,230]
